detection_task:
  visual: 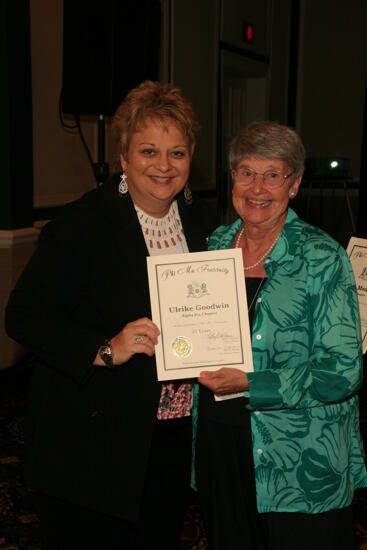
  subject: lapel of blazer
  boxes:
[97,176,150,295]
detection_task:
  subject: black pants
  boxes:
[196,413,356,550]
[36,416,192,550]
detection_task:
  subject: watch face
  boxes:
[100,345,113,366]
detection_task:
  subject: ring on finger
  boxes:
[135,335,144,344]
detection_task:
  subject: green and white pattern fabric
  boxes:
[197,207,367,514]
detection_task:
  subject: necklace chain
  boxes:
[247,278,264,312]
[234,225,280,271]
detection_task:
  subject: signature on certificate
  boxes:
[352,250,367,260]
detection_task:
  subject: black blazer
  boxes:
[5,175,214,521]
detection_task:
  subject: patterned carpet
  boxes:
[1,361,367,550]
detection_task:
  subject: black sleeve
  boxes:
[5,208,106,384]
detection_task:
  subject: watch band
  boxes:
[99,339,114,368]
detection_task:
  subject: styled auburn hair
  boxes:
[112,80,200,158]
[229,120,305,177]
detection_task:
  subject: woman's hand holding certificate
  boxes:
[198,367,249,396]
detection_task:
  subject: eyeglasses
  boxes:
[233,167,293,189]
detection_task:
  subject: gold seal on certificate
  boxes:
[172,336,192,358]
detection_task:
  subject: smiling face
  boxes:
[120,119,191,217]
[232,156,302,231]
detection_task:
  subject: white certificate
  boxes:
[147,249,253,380]
[347,237,367,354]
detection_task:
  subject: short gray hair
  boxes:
[229,121,305,177]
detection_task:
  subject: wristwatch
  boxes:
[99,339,114,368]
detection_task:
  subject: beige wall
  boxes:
[30,0,118,209]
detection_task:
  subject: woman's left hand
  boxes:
[198,368,249,396]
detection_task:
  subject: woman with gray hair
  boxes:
[195,121,367,549]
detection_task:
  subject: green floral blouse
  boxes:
[194,208,367,513]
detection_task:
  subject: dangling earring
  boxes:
[184,183,193,205]
[119,173,128,196]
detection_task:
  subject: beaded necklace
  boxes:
[234,225,280,271]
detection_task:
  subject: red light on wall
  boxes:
[243,21,254,44]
